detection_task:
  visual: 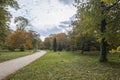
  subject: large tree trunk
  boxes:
[99,19,108,62]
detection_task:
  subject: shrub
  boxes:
[8,47,15,51]
[117,46,120,52]
[109,46,120,54]
[20,44,26,52]
[109,49,116,54]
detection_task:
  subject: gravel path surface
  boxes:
[0,50,46,80]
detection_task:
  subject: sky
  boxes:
[9,0,77,41]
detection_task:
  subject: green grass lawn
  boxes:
[4,51,120,80]
[0,50,33,63]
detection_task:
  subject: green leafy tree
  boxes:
[32,32,40,52]
[74,0,120,62]
[0,0,19,47]
[44,37,52,49]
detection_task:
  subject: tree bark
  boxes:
[99,19,108,62]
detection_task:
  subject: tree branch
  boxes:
[106,0,120,10]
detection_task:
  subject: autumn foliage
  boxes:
[7,30,35,51]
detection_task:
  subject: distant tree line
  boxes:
[41,32,99,52]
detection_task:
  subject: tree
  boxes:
[7,30,27,51]
[32,32,40,52]
[44,37,52,49]
[6,29,40,51]
[0,0,19,47]
[14,16,28,31]
[43,33,68,51]
[39,41,45,50]
[53,38,57,52]
[25,31,35,50]
[99,0,120,62]
[74,0,120,62]
[57,43,63,51]
[67,30,77,51]
[54,33,67,51]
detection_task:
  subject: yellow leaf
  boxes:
[101,0,116,5]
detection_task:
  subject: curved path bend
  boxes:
[0,50,46,80]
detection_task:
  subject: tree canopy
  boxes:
[0,0,19,46]
[14,16,29,31]
[74,0,120,62]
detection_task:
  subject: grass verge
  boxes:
[4,51,120,80]
[0,50,33,63]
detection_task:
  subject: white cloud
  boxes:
[9,0,77,40]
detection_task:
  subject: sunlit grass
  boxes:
[4,50,120,80]
[0,50,34,63]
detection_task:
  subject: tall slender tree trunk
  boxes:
[53,38,57,52]
[99,19,108,62]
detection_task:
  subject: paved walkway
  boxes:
[0,50,46,80]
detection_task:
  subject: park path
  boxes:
[0,50,46,80]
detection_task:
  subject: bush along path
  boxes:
[0,50,46,80]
